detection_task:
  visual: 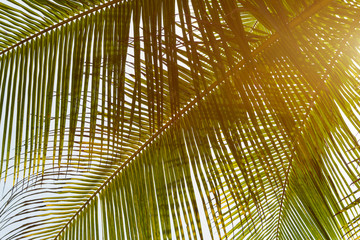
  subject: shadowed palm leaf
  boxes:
[0,0,360,239]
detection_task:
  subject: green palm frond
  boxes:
[1,0,360,239]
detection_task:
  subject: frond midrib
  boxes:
[0,0,121,57]
[53,0,333,238]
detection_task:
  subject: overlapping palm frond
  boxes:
[1,0,360,239]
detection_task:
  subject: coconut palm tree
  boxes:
[0,0,360,239]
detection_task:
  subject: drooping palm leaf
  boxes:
[1,0,360,239]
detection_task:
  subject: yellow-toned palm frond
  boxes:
[0,0,360,239]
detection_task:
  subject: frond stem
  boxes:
[0,0,122,57]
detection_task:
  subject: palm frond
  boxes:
[1,0,360,239]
